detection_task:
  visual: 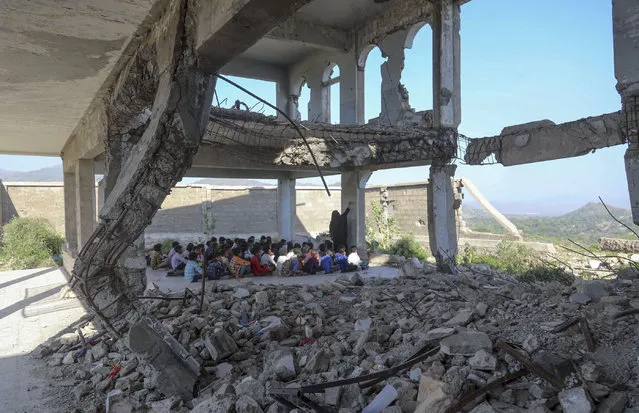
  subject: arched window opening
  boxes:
[362,46,384,124]
[298,80,311,121]
[402,22,433,113]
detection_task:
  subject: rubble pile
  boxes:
[32,262,639,413]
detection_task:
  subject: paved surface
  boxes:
[0,267,87,413]
[146,265,401,293]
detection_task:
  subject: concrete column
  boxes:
[339,54,363,125]
[614,0,639,223]
[307,75,326,123]
[378,30,410,125]
[341,170,372,253]
[429,0,461,272]
[63,170,78,252]
[277,179,296,241]
[432,0,461,128]
[428,164,458,272]
[74,159,95,250]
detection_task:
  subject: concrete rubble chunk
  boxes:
[570,293,592,305]
[443,308,474,326]
[91,341,109,360]
[62,351,75,365]
[235,377,266,404]
[558,387,593,413]
[468,349,497,371]
[355,318,373,331]
[469,402,497,413]
[205,330,239,362]
[191,397,236,413]
[415,375,450,413]
[522,334,540,353]
[425,327,456,340]
[236,395,264,413]
[60,332,80,346]
[254,291,269,306]
[234,288,250,299]
[440,331,492,356]
[476,302,488,317]
[576,280,608,303]
[595,392,627,413]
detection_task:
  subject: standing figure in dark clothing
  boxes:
[329,201,351,250]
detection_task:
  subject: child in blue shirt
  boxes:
[184,252,203,282]
[319,251,333,274]
[334,247,349,273]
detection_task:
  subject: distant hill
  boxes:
[465,202,638,244]
[0,165,62,182]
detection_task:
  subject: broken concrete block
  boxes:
[191,396,235,413]
[522,334,540,353]
[469,402,497,413]
[91,341,109,360]
[305,348,330,373]
[443,308,474,326]
[254,291,269,306]
[235,395,264,413]
[60,332,79,346]
[62,351,75,365]
[350,272,364,286]
[235,377,266,405]
[324,386,342,406]
[576,280,607,303]
[423,263,437,274]
[73,382,91,401]
[205,330,238,362]
[440,331,492,356]
[476,302,488,317]
[424,327,456,340]
[468,349,497,371]
[558,387,593,413]
[569,293,592,305]
[415,375,449,413]
[273,350,297,381]
[234,288,250,298]
[354,318,373,331]
[215,362,233,379]
[595,392,627,413]
[191,317,207,330]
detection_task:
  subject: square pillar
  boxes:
[428,164,458,272]
[63,169,78,252]
[614,0,639,224]
[432,0,461,129]
[277,179,296,242]
[339,54,363,125]
[75,159,95,250]
[341,170,372,253]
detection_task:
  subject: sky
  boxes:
[0,0,627,214]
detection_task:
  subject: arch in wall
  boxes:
[362,45,384,123]
[298,78,311,121]
[402,21,433,113]
[322,62,341,124]
[358,44,377,69]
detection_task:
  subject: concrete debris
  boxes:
[31,263,639,413]
[558,387,593,413]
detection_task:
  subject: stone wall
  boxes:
[0,180,450,244]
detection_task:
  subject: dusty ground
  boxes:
[0,267,87,413]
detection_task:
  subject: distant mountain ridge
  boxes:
[465,202,637,244]
[0,165,63,182]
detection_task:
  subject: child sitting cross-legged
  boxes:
[319,250,333,274]
[334,246,350,273]
[250,246,272,276]
[184,252,203,283]
[230,247,250,279]
[205,250,227,280]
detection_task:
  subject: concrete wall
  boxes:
[1,181,444,244]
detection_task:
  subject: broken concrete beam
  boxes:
[598,237,639,253]
[464,112,625,166]
[128,317,200,401]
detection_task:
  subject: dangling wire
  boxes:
[215,73,331,197]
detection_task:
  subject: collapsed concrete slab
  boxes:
[204,107,458,170]
[464,112,626,166]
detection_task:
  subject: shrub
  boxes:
[366,200,399,252]
[389,234,429,261]
[0,217,65,270]
[461,241,573,285]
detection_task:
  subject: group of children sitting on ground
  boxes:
[148,235,365,283]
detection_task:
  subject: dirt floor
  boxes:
[0,267,87,413]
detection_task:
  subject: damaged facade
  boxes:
[2,0,638,410]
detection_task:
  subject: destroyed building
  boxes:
[2,0,639,412]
